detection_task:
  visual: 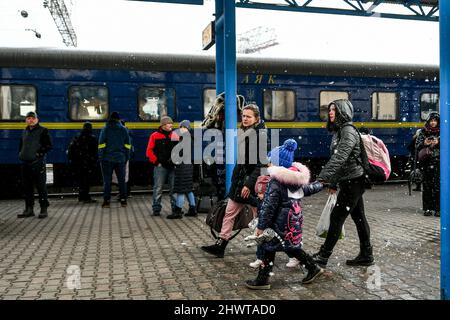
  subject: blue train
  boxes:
[0,48,439,198]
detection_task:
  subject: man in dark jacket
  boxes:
[98,112,131,208]
[18,111,52,219]
[146,116,178,216]
[68,122,98,203]
[314,99,374,268]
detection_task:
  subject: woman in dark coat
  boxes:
[167,120,196,219]
[415,112,440,217]
[245,139,324,290]
[201,104,267,258]
[314,99,374,268]
[67,122,98,203]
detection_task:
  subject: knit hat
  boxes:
[255,175,270,195]
[109,111,120,121]
[179,119,191,129]
[160,116,173,126]
[25,111,37,118]
[267,139,297,168]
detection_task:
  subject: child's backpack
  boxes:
[342,124,391,183]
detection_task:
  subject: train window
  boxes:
[138,87,175,121]
[420,93,439,121]
[203,89,216,118]
[69,86,108,121]
[371,92,398,121]
[319,91,349,120]
[263,89,295,120]
[0,85,36,121]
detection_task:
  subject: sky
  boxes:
[0,0,440,64]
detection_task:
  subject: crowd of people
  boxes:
[16,100,440,290]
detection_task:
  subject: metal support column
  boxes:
[215,0,237,192]
[440,0,449,301]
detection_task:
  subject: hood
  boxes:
[425,112,440,126]
[267,162,310,187]
[326,99,354,131]
[424,111,440,135]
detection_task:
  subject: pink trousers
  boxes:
[219,199,257,240]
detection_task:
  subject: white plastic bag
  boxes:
[316,193,345,239]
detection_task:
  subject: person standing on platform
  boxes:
[168,119,197,219]
[67,122,98,203]
[146,116,178,216]
[18,111,52,219]
[415,112,440,217]
[98,112,131,208]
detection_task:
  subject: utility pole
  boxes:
[43,0,77,47]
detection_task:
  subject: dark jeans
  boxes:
[323,176,371,252]
[22,159,48,208]
[422,161,440,212]
[152,165,176,213]
[101,161,126,201]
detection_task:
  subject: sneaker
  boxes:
[286,258,300,268]
[424,210,433,216]
[152,211,160,216]
[102,200,110,208]
[435,211,440,217]
[120,199,127,208]
[83,199,97,204]
[249,259,263,269]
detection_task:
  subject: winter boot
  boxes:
[38,205,48,219]
[18,206,34,218]
[245,263,273,290]
[312,245,332,268]
[302,265,324,284]
[167,207,183,219]
[184,206,198,217]
[295,250,324,284]
[102,200,110,208]
[424,210,433,216]
[200,238,228,258]
[346,245,374,266]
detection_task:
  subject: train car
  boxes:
[0,48,439,199]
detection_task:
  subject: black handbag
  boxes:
[196,163,218,213]
[205,199,254,240]
[197,195,218,213]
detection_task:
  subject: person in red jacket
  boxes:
[146,116,178,216]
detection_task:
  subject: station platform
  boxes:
[0,184,440,300]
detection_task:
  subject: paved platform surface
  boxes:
[0,184,440,300]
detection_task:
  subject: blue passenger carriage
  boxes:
[0,48,439,198]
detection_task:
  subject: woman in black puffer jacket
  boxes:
[314,99,374,268]
[415,112,440,217]
[201,104,267,258]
